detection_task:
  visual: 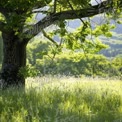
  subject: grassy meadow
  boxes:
[0,76,122,122]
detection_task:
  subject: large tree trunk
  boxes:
[0,32,28,89]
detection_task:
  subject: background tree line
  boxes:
[24,38,122,78]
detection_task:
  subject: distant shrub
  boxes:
[33,53,121,78]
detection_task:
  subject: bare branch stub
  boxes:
[42,29,58,47]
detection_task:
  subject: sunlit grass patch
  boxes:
[1,76,122,122]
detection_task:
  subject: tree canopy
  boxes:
[0,0,121,40]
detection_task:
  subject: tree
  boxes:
[0,0,121,89]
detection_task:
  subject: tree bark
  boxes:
[0,32,27,89]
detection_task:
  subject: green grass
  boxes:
[1,76,122,122]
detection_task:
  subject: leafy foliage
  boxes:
[0,0,52,37]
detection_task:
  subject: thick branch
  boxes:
[25,1,112,40]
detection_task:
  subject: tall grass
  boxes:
[0,76,122,122]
